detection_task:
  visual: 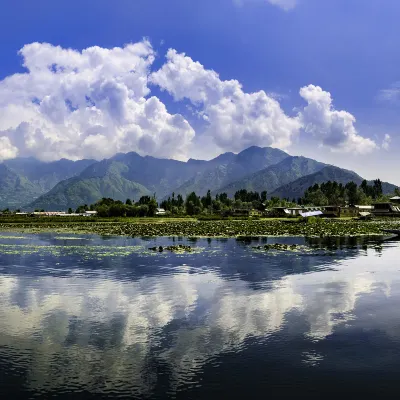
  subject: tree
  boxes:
[68,208,73,214]
[373,179,383,198]
[126,199,132,206]
[176,194,184,207]
[361,180,369,195]
[148,198,158,217]
[303,188,328,206]
[185,192,202,215]
[201,190,212,209]
[75,204,89,214]
[138,204,149,217]
[261,191,268,203]
[109,203,126,217]
[138,196,151,205]
[345,181,359,205]
[97,205,109,217]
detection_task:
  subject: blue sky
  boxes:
[0,0,399,184]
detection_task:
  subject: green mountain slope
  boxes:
[0,164,43,209]
[27,162,151,211]
[170,146,289,197]
[25,146,287,210]
[214,156,326,197]
[78,151,236,199]
[14,146,398,211]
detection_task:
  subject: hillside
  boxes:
[270,166,397,200]
[214,156,326,197]
[23,146,289,209]
[0,164,43,209]
[27,162,151,211]
[0,145,394,211]
[170,146,289,197]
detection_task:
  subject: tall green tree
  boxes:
[185,192,202,215]
[148,198,158,217]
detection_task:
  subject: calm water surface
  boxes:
[0,233,400,398]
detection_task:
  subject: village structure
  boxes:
[3,196,400,219]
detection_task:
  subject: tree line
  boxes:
[70,189,294,217]
[63,179,400,217]
[300,179,394,206]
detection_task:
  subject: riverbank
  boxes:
[1,218,400,237]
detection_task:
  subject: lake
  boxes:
[0,233,400,398]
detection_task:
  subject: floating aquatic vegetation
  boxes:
[0,243,144,259]
[0,218,400,238]
[148,245,193,253]
[0,242,206,259]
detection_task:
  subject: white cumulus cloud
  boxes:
[299,85,377,154]
[0,41,195,161]
[0,42,378,162]
[151,49,302,153]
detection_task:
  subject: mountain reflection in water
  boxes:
[0,233,399,398]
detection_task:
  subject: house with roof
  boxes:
[372,202,400,217]
[390,196,400,204]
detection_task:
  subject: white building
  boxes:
[84,211,98,215]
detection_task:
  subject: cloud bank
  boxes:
[0,41,194,161]
[0,40,377,161]
[151,49,302,152]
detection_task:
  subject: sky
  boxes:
[0,0,400,184]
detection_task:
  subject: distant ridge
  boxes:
[214,156,326,197]
[0,146,395,210]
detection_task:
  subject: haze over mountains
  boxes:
[0,146,397,210]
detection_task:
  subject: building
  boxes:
[390,196,400,204]
[156,208,166,216]
[84,211,98,216]
[323,206,358,218]
[271,207,303,217]
[271,207,323,218]
[299,210,323,218]
[372,203,400,217]
[32,211,66,216]
[355,205,374,212]
[354,205,373,219]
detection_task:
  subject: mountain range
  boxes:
[0,146,397,210]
